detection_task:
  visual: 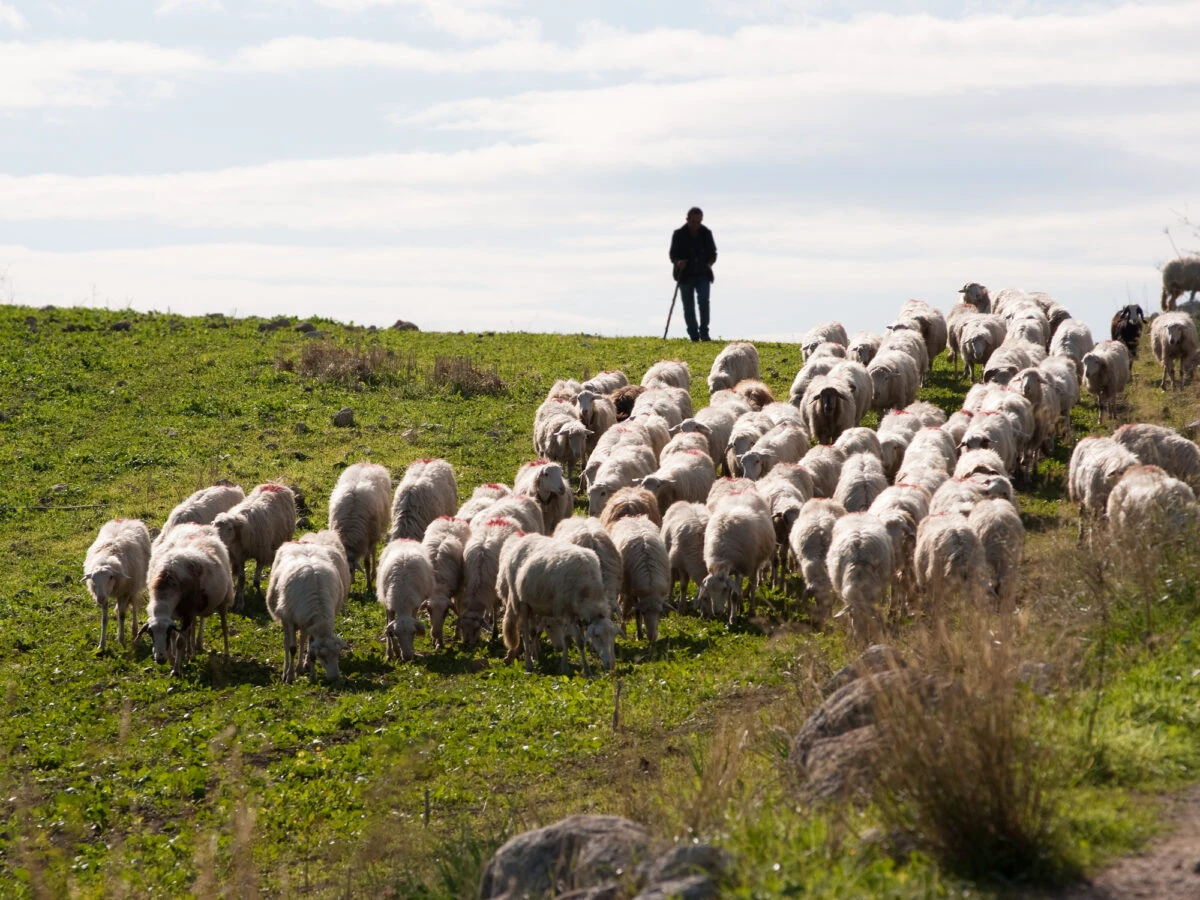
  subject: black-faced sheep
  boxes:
[1110,305,1146,358]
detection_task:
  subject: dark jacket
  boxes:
[670,224,717,283]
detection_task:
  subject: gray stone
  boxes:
[391,319,420,331]
[555,884,622,900]
[303,330,329,339]
[332,407,355,428]
[821,644,904,696]
[293,422,311,435]
[640,844,731,885]
[798,724,882,802]
[479,814,650,899]
[633,875,718,900]
[294,321,317,333]
[109,320,132,332]
[258,316,290,333]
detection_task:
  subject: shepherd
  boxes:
[669,206,718,342]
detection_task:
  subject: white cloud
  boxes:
[156,0,225,16]
[0,3,26,30]
[306,0,538,41]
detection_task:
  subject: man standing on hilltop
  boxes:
[669,207,718,342]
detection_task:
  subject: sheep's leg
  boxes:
[194,618,204,654]
[233,568,246,612]
[219,609,230,659]
[253,563,265,592]
[522,621,536,673]
[118,602,130,646]
[283,623,297,684]
[679,575,690,615]
[576,624,592,677]
[98,603,109,652]
[635,608,645,642]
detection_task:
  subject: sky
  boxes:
[1,0,1197,341]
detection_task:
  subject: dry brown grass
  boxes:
[427,354,507,397]
[275,342,419,387]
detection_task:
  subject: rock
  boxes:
[259,317,290,333]
[798,724,882,802]
[24,316,37,331]
[293,422,311,435]
[109,321,132,332]
[51,483,68,493]
[303,330,328,339]
[391,319,420,332]
[822,644,905,696]
[294,322,317,333]
[479,814,650,899]
[633,876,718,900]
[333,407,355,428]
[640,844,731,885]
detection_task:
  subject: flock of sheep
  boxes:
[80,284,1200,679]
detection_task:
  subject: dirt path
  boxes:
[1055,786,1200,899]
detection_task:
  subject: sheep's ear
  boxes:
[335,636,350,652]
[694,422,712,436]
[669,422,682,434]
[135,623,150,640]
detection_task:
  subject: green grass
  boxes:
[1,304,1199,897]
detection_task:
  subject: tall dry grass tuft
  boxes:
[275,342,419,387]
[871,612,1076,884]
[427,355,507,397]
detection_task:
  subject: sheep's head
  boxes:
[983,364,1016,385]
[575,390,597,421]
[138,616,179,666]
[84,566,116,603]
[586,618,620,671]
[1081,354,1106,384]
[673,418,712,437]
[554,421,590,464]
[1013,369,1041,401]
[308,635,349,681]
[1164,321,1186,349]
[697,573,739,620]
[536,463,567,505]
[637,596,668,644]
[707,373,731,393]
[638,475,672,510]
[385,615,425,662]
[817,385,842,419]
[457,610,486,652]
[737,450,770,482]
[587,483,612,517]
[868,364,892,397]
[211,513,245,565]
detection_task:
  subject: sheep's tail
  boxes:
[501,602,521,654]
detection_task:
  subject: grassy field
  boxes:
[0,304,1198,898]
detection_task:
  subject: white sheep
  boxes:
[903,427,958,474]
[826,512,893,639]
[959,411,1019,476]
[1049,318,1095,375]
[905,401,947,427]
[1007,306,1050,349]
[85,518,152,651]
[954,448,1008,479]
[389,458,458,541]
[546,379,584,402]
[1106,465,1198,537]
[142,524,234,675]
[376,538,435,662]
[632,387,693,428]
[807,342,847,361]
[627,412,671,460]
[738,423,810,481]
[867,350,921,412]
[661,429,713,462]
[581,370,629,395]
[154,483,245,548]
[757,463,816,586]
[800,444,847,499]
[1112,423,1200,485]
[641,359,691,390]
[457,482,511,520]
[608,515,672,642]
[212,483,297,609]
[515,459,573,534]
[801,374,857,446]
[789,498,847,619]
[984,339,1046,386]
[697,494,775,623]
[966,499,1025,615]
[761,401,807,429]
[554,516,623,617]
[534,404,590,483]
[707,342,760,392]
[708,389,754,416]
[267,541,349,682]
[877,409,922,479]
[584,422,654,489]
[846,331,883,366]
[1081,340,1132,423]
[706,477,760,510]
[913,513,986,612]
[942,410,975,447]
[328,462,391,587]
[640,449,716,510]
[587,444,658,517]
[499,534,618,674]
[421,516,471,648]
[1150,311,1200,390]
[898,298,949,361]
[945,302,979,377]
[833,451,888,513]
[929,474,1015,517]
[880,328,930,374]
[788,356,840,407]
[459,516,523,650]
[678,407,737,472]
[802,322,850,360]
[1068,437,1140,539]
[297,530,352,610]
[834,427,882,460]
[470,494,544,536]
[959,314,1007,382]
[575,390,618,452]
[723,412,773,476]
[660,502,710,613]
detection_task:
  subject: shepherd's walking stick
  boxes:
[662,283,680,340]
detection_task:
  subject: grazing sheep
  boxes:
[1049,319,1095,375]
[756,462,816,587]
[584,421,658,489]
[267,541,349,682]
[1106,465,1198,536]
[1037,356,1082,447]
[959,282,991,313]
[297,530,352,610]
[846,331,883,366]
[802,322,850,359]
[1068,437,1140,539]
[914,513,986,611]
[1081,340,1132,423]
[376,539,435,662]
[833,452,888,513]
[942,410,974,447]
[499,534,618,674]
[640,449,716,510]
[599,485,663,530]
[1161,257,1200,311]
[328,462,391,587]
[788,356,840,407]
[632,387,693,429]
[1010,368,1062,467]
[834,427,882,460]
[678,407,737,472]
[534,406,590,483]
[1110,305,1146,358]
[905,401,947,428]
[642,359,691,390]
[587,444,658,517]
[826,512,893,639]
[898,298,949,361]
[575,390,618,451]
[608,515,672,642]
[515,459,573,534]
[707,342,761,392]
[706,477,760,510]
[800,444,847,498]
[957,314,1008,382]
[660,502,710,613]
[661,429,712,462]
[421,517,471,648]
[85,519,152,651]
[733,378,776,411]
[554,516,623,617]
[155,483,245,548]
[611,383,647,421]
[459,516,523,650]
[697,494,775,623]
[212,483,297,609]
[959,411,1019,476]
[1150,311,1200,390]
[581,370,629,395]
[807,342,846,361]
[724,412,773,476]
[389,458,458,542]
[789,498,847,619]
[457,482,511,520]
[867,350,921,412]
[967,499,1024,614]
[142,524,234,675]
[1112,423,1200,484]
[739,423,810,481]
[946,303,979,376]
[954,448,1008,479]
[880,328,930,374]
[469,494,544,536]
[979,389,1036,478]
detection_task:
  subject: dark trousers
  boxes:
[679,279,711,341]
